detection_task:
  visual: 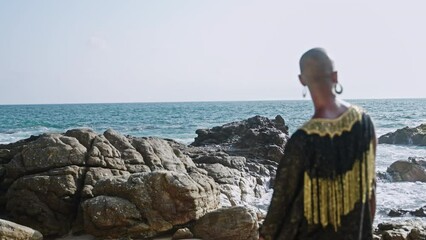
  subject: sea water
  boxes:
[1,99,426,224]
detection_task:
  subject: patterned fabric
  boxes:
[260,105,376,240]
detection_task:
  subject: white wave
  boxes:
[375,181,426,225]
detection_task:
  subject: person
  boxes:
[259,48,376,240]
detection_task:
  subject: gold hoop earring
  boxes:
[302,87,307,98]
[334,83,343,94]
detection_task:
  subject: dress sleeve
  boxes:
[260,133,305,240]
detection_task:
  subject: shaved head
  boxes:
[299,48,334,81]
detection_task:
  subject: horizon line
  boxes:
[0,97,424,106]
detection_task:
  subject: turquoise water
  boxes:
[1,98,426,223]
[1,99,425,144]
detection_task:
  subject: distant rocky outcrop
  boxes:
[192,115,289,162]
[379,124,426,146]
[386,157,426,182]
[0,115,290,239]
[388,206,426,218]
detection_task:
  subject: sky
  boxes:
[0,1,425,104]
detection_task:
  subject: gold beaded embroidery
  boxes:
[301,106,363,137]
[303,141,375,231]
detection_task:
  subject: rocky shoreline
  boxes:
[0,116,425,240]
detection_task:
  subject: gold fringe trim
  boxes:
[303,141,375,230]
[301,106,363,138]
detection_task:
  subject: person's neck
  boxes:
[310,92,348,119]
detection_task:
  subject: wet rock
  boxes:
[409,157,426,168]
[388,207,426,218]
[388,209,407,217]
[379,124,426,146]
[0,219,43,240]
[387,160,426,182]
[193,206,258,240]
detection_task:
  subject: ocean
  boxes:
[1,98,426,224]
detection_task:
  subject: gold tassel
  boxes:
[303,140,375,230]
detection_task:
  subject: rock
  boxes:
[3,134,87,184]
[407,228,426,240]
[86,135,126,170]
[175,115,286,208]
[0,115,289,239]
[131,137,187,172]
[103,129,149,173]
[381,229,409,240]
[6,165,85,236]
[388,207,426,218]
[379,124,426,146]
[0,219,43,240]
[387,160,426,182]
[65,128,98,149]
[375,222,426,240]
[409,157,426,168]
[411,207,426,217]
[192,115,289,161]
[193,206,258,240]
[172,227,194,240]
[82,196,145,237]
[388,209,407,217]
[82,171,220,238]
[81,167,130,198]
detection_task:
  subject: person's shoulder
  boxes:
[351,104,374,122]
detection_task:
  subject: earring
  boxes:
[302,86,307,98]
[334,83,343,94]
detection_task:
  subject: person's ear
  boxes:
[331,71,338,84]
[299,74,307,86]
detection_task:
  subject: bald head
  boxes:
[299,48,334,81]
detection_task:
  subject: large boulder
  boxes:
[0,219,43,240]
[6,165,85,236]
[387,160,426,182]
[192,115,289,162]
[379,124,426,146]
[193,206,259,240]
[3,134,87,185]
[0,129,222,238]
[82,171,220,238]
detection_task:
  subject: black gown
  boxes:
[260,105,376,240]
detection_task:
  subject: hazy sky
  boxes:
[0,1,425,104]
